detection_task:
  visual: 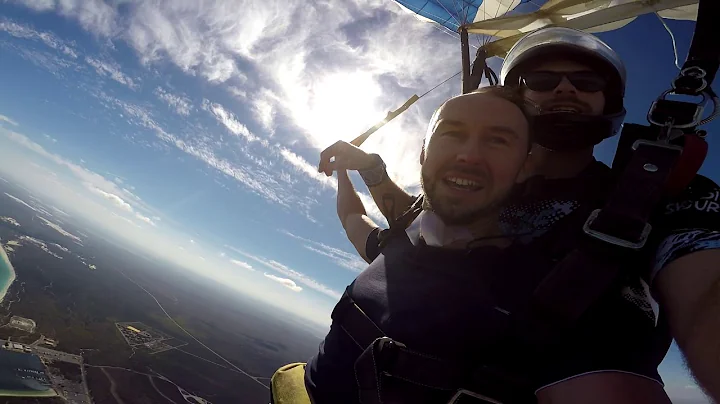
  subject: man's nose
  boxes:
[456,138,487,165]
[553,75,577,94]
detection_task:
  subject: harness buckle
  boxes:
[447,389,504,404]
[647,90,706,129]
[373,337,405,373]
[631,139,684,152]
[583,209,651,250]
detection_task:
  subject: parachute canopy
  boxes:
[394,0,700,58]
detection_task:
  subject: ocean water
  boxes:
[0,244,15,303]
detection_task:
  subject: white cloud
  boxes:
[37,216,82,244]
[9,0,451,189]
[123,1,238,82]
[0,17,78,58]
[85,56,138,89]
[0,115,19,127]
[230,259,254,271]
[203,99,264,144]
[227,245,341,300]
[264,273,302,292]
[154,87,193,116]
[281,230,368,272]
[252,91,276,134]
[4,193,39,212]
[10,0,118,37]
[88,186,133,212]
[278,148,336,190]
[135,213,156,226]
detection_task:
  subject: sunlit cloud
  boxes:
[85,56,138,90]
[264,273,302,292]
[227,245,341,300]
[135,213,156,226]
[281,230,367,272]
[230,259,254,271]
[8,0,118,37]
[0,17,78,58]
[0,114,19,127]
[4,192,39,212]
[203,99,265,144]
[154,86,193,116]
[88,186,133,212]
[7,0,456,192]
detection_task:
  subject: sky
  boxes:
[0,1,717,402]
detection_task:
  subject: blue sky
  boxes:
[0,1,716,402]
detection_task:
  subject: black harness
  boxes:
[332,2,720,402]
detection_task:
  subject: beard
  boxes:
[420,172,504,226]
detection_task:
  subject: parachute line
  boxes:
[419,70,463,98]
[437,1,463,27]
[655,11,682,71]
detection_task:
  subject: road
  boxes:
[117,270,269,389]
[101,367,125,404]
[86,364,212,404]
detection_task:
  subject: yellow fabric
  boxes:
[271,363,312,404]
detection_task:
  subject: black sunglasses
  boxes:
[520,71,607,93]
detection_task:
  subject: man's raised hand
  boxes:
[318,140,375,177]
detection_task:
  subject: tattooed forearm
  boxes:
[366,177,414,224]
[381,194,397,222]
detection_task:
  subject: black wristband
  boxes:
[358,154,387,187]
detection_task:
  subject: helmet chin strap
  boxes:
[532,110,626,151]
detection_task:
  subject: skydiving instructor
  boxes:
[315,27,720,403]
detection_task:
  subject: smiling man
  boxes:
[317,27,720,404]
[308,85,537,404]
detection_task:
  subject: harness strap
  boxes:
[591,142,681,243]
[335,287,536,404]
[674,0,720,95]
[355,337,466,402]
[529,141,681,339]
[331,288,385,349]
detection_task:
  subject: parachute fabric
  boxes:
[392,0,699,58]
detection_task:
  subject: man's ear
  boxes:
[516,150,536,183]
[419,145,426,165]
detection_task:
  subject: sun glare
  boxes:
[296,72,384,149]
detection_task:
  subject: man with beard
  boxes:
[315,27,720,403]
[306,85,538,404]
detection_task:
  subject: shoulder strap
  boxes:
[377,195,424,249]
[525,127,695,346]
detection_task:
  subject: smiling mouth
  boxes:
[545,104,585,113]
[443,176,483,192]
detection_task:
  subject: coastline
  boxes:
[0,243,16,303]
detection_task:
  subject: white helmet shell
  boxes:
[500,27,627,101]
[499,27,628,150]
